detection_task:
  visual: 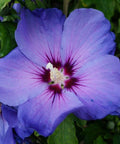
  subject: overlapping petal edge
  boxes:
[0,105,33,143]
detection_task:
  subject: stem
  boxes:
[63,0,70,17]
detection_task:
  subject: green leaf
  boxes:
[34,131,39,137]
[0,22,17,57]
[25,0,46,10]
[0,0,11,11]
[117,0,120,4]
[94,136,107,144]
[113,134,120,144]
[35,0,46,8]
[70,114,87,128]
[84,122,107,144]
[81,0,93,7]
[95,0,115,20]
[25,0,37,10]
[47,115,78,144]
[82,0,115,20]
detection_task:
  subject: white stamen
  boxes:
[46,62,53,70]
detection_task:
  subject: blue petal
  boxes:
[0,114,15,144]
[15,8,65,66]
[73,55,120,119]
[61,8,116,68]
[18,90,83,136]
[2,105,18,127]
[0,48,47,106]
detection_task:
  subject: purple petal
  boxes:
[3,128,16,144]
[0,114,15,144]
[72,55,120,119]
[15,8,65,66]
[15,126,33,139]
[0,114,9,142]
[111,107,120,116]
[0,48,47,106]
[13,3,22,13]
[61,8,116,68]
[2,105,18,127]
[2,105,33,139]
[18,90,83,136]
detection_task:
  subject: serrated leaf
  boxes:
[0,22,17,57]
[0,0,11,11]
[47,115,78,144]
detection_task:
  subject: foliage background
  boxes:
[0,0,120,144]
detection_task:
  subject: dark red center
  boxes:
[40,57,79,97]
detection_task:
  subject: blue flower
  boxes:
[0,8,120,136]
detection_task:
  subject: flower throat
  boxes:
[46,62,68,89]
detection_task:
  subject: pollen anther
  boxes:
[46,63,66,86]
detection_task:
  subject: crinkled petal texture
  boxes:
[0,48,47,106]
[72,55,120,120]
[18,90,83,137]
[15,8,65,66]
[61,8,116,69]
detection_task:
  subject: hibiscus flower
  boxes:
[0,8,120,136]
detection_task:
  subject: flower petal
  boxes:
[3,128,16,144]
[15,8,65,66]
[72,55,120,119]
[2,105,18,127]
[2,105,33,139]
[61,8,115,67]
[0,48,47,106]
[0,114,15,144]
[15,126,33,139]
[18,90,83,136]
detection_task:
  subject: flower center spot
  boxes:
[46,62,68,88]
